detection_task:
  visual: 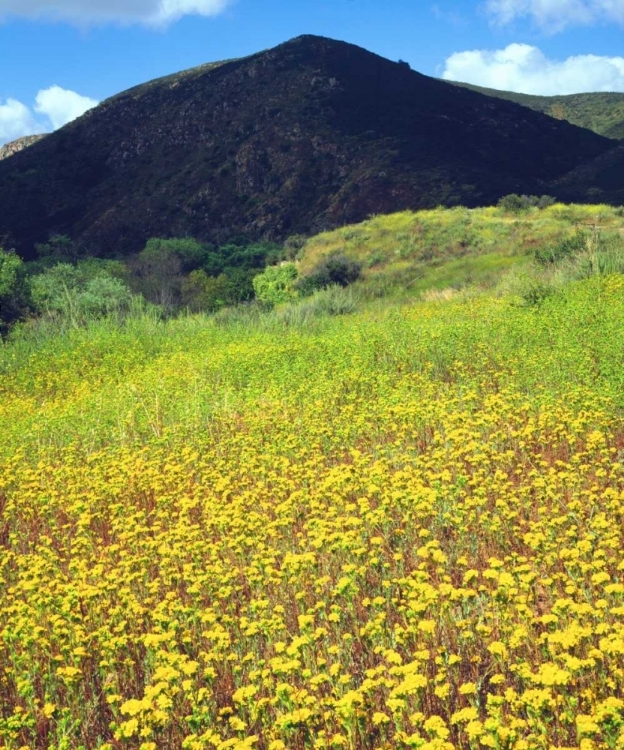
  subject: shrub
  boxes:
[283,235,308,259]
[534,231,588,266]
[272,286,360,327]
[212,301,266,328]
[30,263,133,323]
[75,275,133,317]
[33,235,82,267]
[222,268,257,304]
[297,253,362,295]
[498,194,556,213]
[252,263,298,307]
[0,249,31,333]
[182,270,230,312]
[570,234,624,279]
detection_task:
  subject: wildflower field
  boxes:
[1,275,624,750]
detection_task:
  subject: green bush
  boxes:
[30,263,133,323]
[33,235,82,268]
[131,244,183,310]
[498,194,556,213]
[297,253,362,295]
[570,234,624,279]
[272,286,360,327]
[0,249,31,333]
[252,263,298,307]
[182,270,230,312]
[534,231,588,266]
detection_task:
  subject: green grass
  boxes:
[298,203,624,299]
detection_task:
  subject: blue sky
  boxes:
[1,0,624,145]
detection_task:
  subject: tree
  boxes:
[34,235,82,267]
[0,248,31,333]
[131,244,183,311]
[182,270,230,312]
[142,237,209,273]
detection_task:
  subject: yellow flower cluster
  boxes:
[0,277,623,749]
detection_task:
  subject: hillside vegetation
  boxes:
[297,202,624,298]
[3,201,624,337]
[2,199,624,747]
[450,83,624,140]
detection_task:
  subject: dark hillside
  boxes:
[552,144,624,205]
[0,35,615,259]
[449,82,624,140]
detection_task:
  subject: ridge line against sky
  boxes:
[1,0,624,146]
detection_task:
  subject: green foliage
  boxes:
[497,194,556,213]
[534,231,588,266]
[142,237,209,273]
[76,275,133,317]
[252,263,298,307]
[34,234,81,267]
[508,271,556,307]
[297,253,362,295]
[132,237,285,312]
[30,263,133,324]
[201,240,284,277]
[568,233,624,280]
[182,270,230,312]
[131,244,183,310]
[278,285,359,324]
[283,235,308,259]
[223,267,258,304]
[0,249,31,333]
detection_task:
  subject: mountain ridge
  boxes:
[0,35,618,259]
[448,81,624,140]
[0,134,48,161]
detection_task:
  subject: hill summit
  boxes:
[0,35,617,258]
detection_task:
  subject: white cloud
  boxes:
[34,85,98,130]
[0,98,43,145]
[485,0,624,32]
[0,86,98,146]
[0,0,231,26]
[442,43,624,95]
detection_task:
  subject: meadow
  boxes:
[1,258,624,748]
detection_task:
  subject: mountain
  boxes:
[0,134,47,161]
[552,143,624,206]
[0,35,617,259]
[449,82,624,140]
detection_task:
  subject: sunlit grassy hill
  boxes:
[298,203,624,298]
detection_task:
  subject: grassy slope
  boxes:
[449,82,624,140]
[298,203,624,298]
[2,209,624,748]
